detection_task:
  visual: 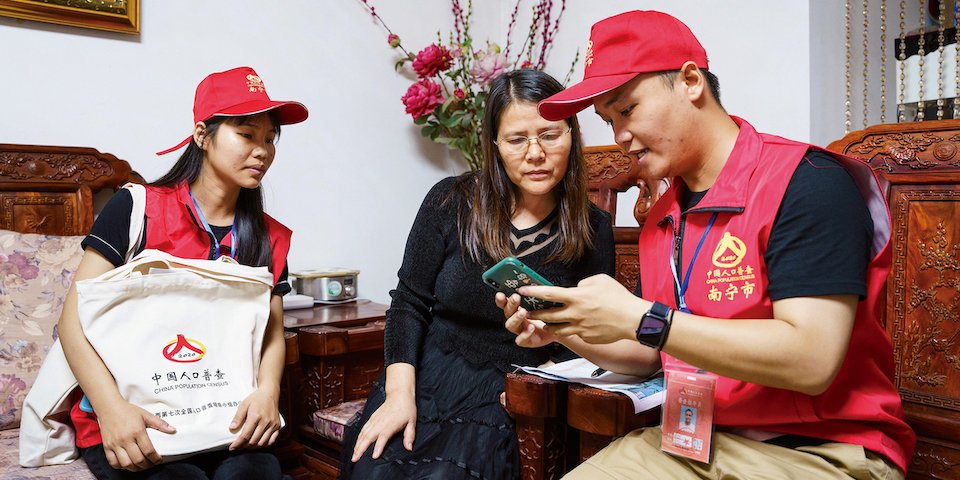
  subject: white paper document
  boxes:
[516,357,665,414]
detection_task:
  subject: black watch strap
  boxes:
[636,301,673,350]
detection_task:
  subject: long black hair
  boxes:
[456,68,592,265]
[152,113,281,270]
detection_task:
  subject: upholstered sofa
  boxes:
[0,143,137,478]
[0,230,94,479]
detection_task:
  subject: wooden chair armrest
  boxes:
[297,320,385,357]
[567,384,660,462]
[505,372,567,417]
[505,372,573,480]
[567,384,660,436]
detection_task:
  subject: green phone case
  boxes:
[482,257,563,310]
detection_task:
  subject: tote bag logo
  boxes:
[162,334,207,363]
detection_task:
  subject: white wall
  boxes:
[1,1,838,301]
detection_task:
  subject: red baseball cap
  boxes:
[156,66,309,155]
[538,11,708,121]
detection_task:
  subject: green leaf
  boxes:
[439,114,459,129]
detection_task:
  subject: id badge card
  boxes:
[661,366,717,464]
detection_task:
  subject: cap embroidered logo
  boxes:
[246,74,265,93]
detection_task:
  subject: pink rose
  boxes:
[387,34,401,48]
[454,88,466,100]
[412,44,453,78]
[470,48,507,85]
[520,60,533,69]
[401,79,443,119]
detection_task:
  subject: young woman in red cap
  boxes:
[58,66,307,480]
[340,68,648,480]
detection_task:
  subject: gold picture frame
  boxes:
[0,0,139,34]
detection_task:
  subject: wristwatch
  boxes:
[636,301,673,350]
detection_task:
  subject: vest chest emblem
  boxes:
[703,231,758,304]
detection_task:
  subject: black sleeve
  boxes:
[384,178,457,368]
[272,262,291,296]
[764,151,873,300]
[81,189,134,267]
[593,207,617,277]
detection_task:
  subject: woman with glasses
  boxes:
[340,69,621,479]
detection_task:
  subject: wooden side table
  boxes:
[283,299,388,330]
[284,300,388,479]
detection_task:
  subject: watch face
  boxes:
[637,302,672,349]
[639,321,665,335]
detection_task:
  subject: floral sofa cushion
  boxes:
[0,229,85,431]
[0,428,93,479]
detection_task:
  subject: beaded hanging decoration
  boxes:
[863,0,871,128]
[881,0,888,123]
[846,0,854,133]
[919,0,927,121]
[899,0,908,122]
[938,0,946,119]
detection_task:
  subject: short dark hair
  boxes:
[658,69,722,106]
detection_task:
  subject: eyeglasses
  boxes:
[494,127,571,156]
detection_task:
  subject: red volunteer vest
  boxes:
[638,118,915,473]
[72,180,292,447]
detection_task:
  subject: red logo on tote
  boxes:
[162,334,207,363]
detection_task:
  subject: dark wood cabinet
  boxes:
[283,300,388,480]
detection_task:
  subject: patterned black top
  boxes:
[384,176,616,372]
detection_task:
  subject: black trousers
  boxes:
[80,444,284,480]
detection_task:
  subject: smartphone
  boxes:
[482,257,563,310]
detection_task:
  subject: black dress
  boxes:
[339,176,615,480]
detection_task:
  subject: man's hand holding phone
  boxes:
[515,274,644,345]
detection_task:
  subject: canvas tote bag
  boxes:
[74,249,275,459]
[20,183,147,466]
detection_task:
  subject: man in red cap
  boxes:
[502,10,915,479]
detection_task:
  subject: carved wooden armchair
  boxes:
[506,122,960,480]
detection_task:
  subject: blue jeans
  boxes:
[80,444,284,480]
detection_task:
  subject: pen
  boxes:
[591,367,606,377]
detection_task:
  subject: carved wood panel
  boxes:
[615,243,639,293]
[584,145,659,226]
[0,146,135,188]
[910,438,960,480]
[829,122,960,480]
[889,189,960,411]
[0,144,139,236]
[344,351,384,401]
[0,190,88,235]
[516,416,567,480]
[830,119,960,174]
[300,357,344,421]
